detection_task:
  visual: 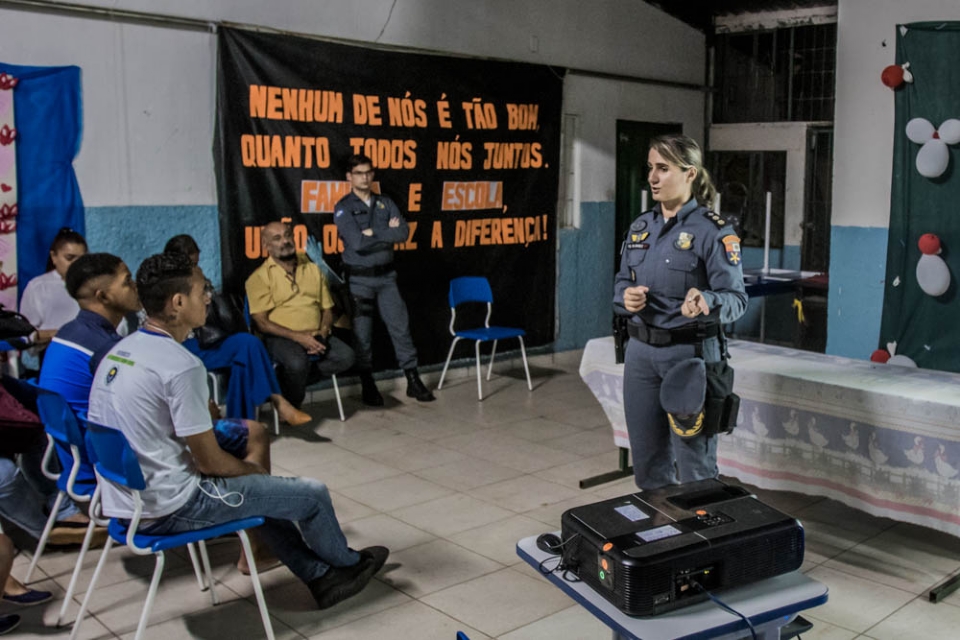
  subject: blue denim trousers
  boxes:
[141,474,359,583]
[0,452,82,539]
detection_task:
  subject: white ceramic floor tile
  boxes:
[432,431,581,473]
[865,597,960,640]
[338,473,453,512]
[390,494,514,537]
[261,577,410,638]
[533,451,626,489]
[468,475,580,514]
[305,600,488,639]
[420,567,572,637]
[491,417,582,443]
[824,522,960,594]
[793,614,860,640]
[327,490,377,523]
[413,457,525,492]
[339,513,436,553]
[499,604,612,640]
[540,429,620,457]
[365,440,469,472]
[115,597,301,639]
[448,515,553,565]
[294,454,404,490]
[376,539,502,598]
[804,565,916,633]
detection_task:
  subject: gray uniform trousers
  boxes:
[348,271,418,371]
[622,335,721,490]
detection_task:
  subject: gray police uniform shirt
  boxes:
[334,192,409,269]
[613,198,748,330]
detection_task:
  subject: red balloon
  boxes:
[870,349,891,363]
[881,65,904,88]
[918,233,941,255]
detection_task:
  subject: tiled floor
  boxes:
[8,349,960,639]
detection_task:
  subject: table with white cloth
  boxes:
[579,336,960,539]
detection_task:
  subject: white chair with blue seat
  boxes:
[68,420,275,640]
[437,276,533,400]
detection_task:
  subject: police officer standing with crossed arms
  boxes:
[614,134,747,490]
[334,154,434,406]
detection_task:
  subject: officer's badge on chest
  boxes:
[674,232,694,251]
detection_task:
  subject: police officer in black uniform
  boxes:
[334,154,434,405]
[613,134,747,490]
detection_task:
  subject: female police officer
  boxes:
[613,134,747,490]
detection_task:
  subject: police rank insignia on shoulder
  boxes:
[675,232,694,250]
[722,235,742,265]
[704,211,726,228]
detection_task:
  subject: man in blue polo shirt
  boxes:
[39,254,141,484]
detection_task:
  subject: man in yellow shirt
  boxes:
[245,222,355,408]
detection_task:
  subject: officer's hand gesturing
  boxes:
[623,285,649,313]
[682,288,710,318]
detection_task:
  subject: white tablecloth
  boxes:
[580,337,960,537]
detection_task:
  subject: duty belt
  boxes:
[343,263,395,277]
[627,321,719,346]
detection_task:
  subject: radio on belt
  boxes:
[559,479,804,616]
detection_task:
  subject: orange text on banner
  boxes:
[241,135,330,168]
[441,181,503,211]
[301,180,352,214]
[454,215,549,247]
[248,85,344,123]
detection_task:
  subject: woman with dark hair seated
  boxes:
[163,235,310,425]
[18,228,88,370]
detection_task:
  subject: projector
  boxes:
[559,479,804,616]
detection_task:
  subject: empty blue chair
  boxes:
[437,276,532,400]
[69,421,275,640]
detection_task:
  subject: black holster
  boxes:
[702,359,740,437]
[612,315,629,364]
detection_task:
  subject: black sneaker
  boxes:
[308,546,390,610]
[0,614,20,636]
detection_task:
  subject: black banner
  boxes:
[214,28,563,368]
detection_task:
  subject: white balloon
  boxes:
[916,139,949,178]
[906,118,935,143]
[917,254,951,296]
[888,354,918,368]
[940,119,960,144]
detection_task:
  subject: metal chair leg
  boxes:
[134,552,165,640]
[198,540,218,606]
[56,518,99,627]
[239,530,276,640]
[186,542,208,592]
[332,374,345,421]
[519,336,532,390]
[25,490,65,582]
[69,537,114,640]
[438,337,460,389]
[486,339,499,381]
[475,340,484,400]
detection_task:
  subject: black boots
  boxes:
[359,371,384,407]
[405,368,435,402]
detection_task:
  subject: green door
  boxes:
[614,120,682,269]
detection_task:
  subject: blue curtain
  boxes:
[0,63,84,301]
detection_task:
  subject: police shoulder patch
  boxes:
[721,234,742,265]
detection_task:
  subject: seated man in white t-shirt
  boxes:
[88,253,388,609]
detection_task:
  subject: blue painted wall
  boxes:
[826,225,888,359]
[555,202,617,351]
[85,205,222,288]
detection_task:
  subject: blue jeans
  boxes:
[0,453,82,539]
[141,474,359,583]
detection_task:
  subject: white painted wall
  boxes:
[0,0,704,208]
[834,0,960,228]
[710,122,808,246]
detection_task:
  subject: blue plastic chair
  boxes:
[68,421,275,640]
[243,296,345,421]
[23,387,98,586]
[437,277,532,400]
